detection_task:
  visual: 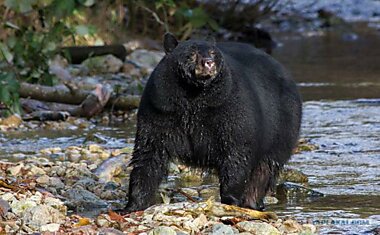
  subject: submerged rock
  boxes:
[199,187,220,200]
[277,182,324,198]
[278,168,309,184]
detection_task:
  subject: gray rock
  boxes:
[168,162,180,174]
[36,175,50,185]
[199,187,219,200]
[98,228,125,235]
[236,221,280,235]
[73,177,98,189]
[22,205,65,229]
[264,196,279,205]
[148,226,177,235]
[49,177,65,189]
[11,199,38,216]
[28,165,46,175]
[0,199,10,214]
[7,164,23,176]
[211,223,235,235]
[180,188,199,197]
[278,168,309,184]
[276,182,324,198]
[40,223,61,232]
[127,49,164,70]
[82,54,123,74]
[64,186,108,210]
[94,155,128,183]
[68,153,81,163]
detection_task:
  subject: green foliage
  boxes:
[178,7,218,29]
[4,0,35,13]
[7,24,71,85]
[0,72,21,114]
[46,0,76,19]
[126,0,219,40]
[0,0,96,115]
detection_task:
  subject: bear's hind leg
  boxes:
[242,159,281,211]
[218,157,253,207]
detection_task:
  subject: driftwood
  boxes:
[19,82,140,118]
[19,83,88,105]
[20,84,110,118]
[61,39,161,64]
[62,45,127,64]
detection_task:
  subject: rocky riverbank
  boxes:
[0,140,318,234]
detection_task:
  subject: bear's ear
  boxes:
[164,33,178,54]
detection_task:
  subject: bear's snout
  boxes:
[195,56,217,79]
[202,58,215,70]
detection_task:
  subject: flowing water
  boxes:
[0,25,379,234]
[270,25,380,234]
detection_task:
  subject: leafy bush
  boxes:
[0,0,95,115]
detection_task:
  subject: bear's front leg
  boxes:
[125,144,169,212]
[218,152,253,208]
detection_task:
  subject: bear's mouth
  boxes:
[194,59,217,80]
[195,69,217,80]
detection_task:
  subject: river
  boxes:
[0,24,379,234]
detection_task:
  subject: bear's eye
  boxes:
[209,50,216,58]
[189,52,197,62]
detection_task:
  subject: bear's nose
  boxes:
[202,58,215,69]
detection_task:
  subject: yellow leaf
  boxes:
[75,217,91,227]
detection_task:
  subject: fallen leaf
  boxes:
[108,210,125,222]
[75,217,91,227]
[0,180,17,191]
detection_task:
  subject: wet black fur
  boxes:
[125,33,302,212]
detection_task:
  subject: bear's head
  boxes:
[163,33,224,88]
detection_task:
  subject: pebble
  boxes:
[7,164,23,176]
[181,188,199,197]
[264,196,279,205]
[211,223,235,235]
[11,199,38,216]
[96,214,112,227]
[98,228,125,235]
[236,221,280,235]
[49,177,65,189]
[36,175,50,185]
[28,165,46,175]
[199,187,220,200]
[68,153,82,163]
[40,223,61,232]
[22,205,65,229]
[148,226,177,235]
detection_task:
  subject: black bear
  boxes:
[125,33,302,212]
